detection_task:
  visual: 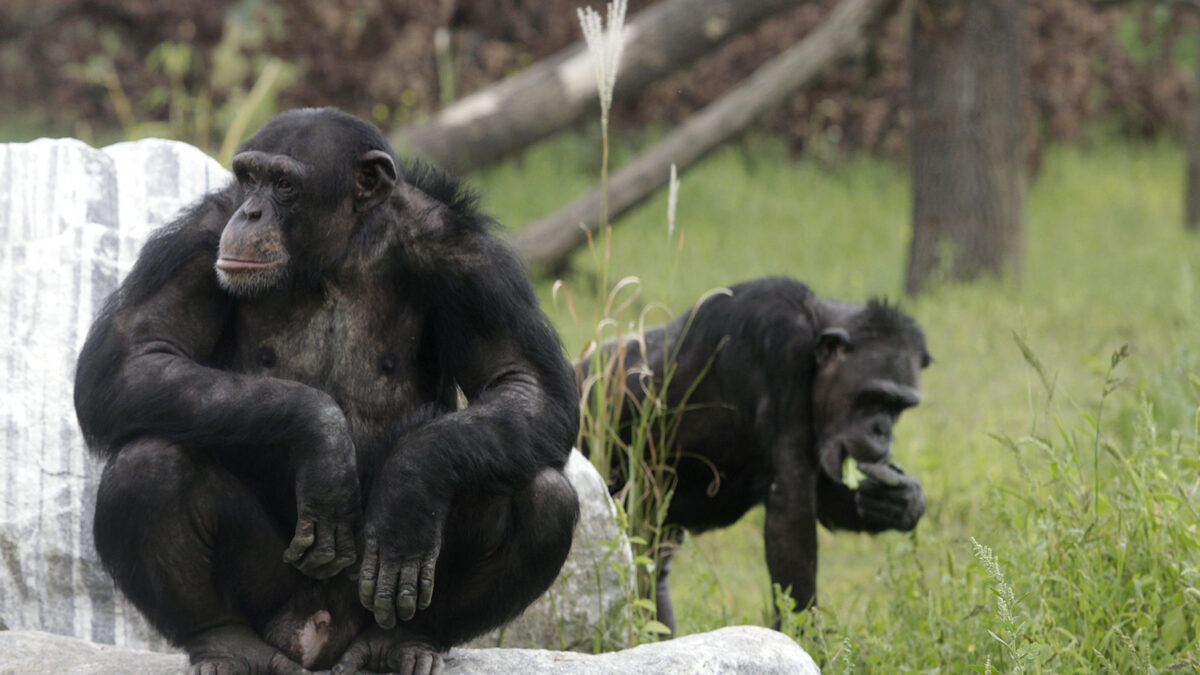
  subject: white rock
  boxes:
[0,137,228,651]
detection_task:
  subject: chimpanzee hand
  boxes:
[356,477,447,629]
[855,462,925,532]
[282,422,361,579]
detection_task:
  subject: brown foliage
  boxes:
[2,0,1196,154]
[0,0,231,127]
[264,0,659,121]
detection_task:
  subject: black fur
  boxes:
[75,108,579,674]
[580,276,929,631]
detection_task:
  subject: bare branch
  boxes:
[390,0,804,173]
[510,0,901,274]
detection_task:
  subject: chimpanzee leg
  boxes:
[93,437,310,671]
[334,466,577,673]
[430,465,578,644]
[654,527,686,635]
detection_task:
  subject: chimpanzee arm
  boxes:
[763,433,820,615]
[816,463,925,533]
[73,194,359,578]
[414,232,578,487]
[357,228,578,629]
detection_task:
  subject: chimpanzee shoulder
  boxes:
[401,159,489,230]
[703,276,817,331]
[391,159,546,328]
[677,276,822,371]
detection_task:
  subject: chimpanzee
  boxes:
[579,276,930,631]
[74,108,580,675]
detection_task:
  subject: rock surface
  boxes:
[0,137,229,651]
[0,138,630,652]
[0,629,187,674]
[0,626,821,674]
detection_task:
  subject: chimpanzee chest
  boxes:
[229,282,432,435]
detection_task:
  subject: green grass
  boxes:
[473,133,1200,672]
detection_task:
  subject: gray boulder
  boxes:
[0,138,631,652]
[0,626,821,674]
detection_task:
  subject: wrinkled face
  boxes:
[215,151,308,296]
[215,112,398,298]
[811,329,927,482]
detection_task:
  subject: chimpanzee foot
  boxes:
[331,625,444,675]
[185,624,309,675]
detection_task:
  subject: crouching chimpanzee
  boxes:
[579,276,930,631]
[74,108,580,675]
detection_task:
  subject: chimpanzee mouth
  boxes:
[214,259,290,297]
[821,439,891,485]
[216,257,283,272]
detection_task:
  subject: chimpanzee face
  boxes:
[811,327,926,482]
[216,111,398,298]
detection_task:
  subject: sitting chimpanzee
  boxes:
[579,276,930,631]
[74,108,580,675]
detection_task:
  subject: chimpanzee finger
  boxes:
[414,650,441,675]
[399,650,417,675]
[855,491,907,522]
[283,519,316,565]
[418,555,437,611]
[396,560,420,621]
[334,522,358,570]
[857,462,904,488]
[347,526,366,581]
[372,558,402,629]
[305,558,345,580]
[297,522,339,577]
[856,487,923,530]
[357,537,380,610]
[858,476,910,500]
[305,523,357,579]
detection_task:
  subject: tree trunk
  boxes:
[390,0,802,174]
[1187,46,1200,231]
[512,0,898,274]
[905,0,1025,296]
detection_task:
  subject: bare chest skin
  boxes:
[228,276,430,445]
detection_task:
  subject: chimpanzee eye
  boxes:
[276,177,294,194]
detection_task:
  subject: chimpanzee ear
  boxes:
[355,150,397,212]
[815,327,852,366]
